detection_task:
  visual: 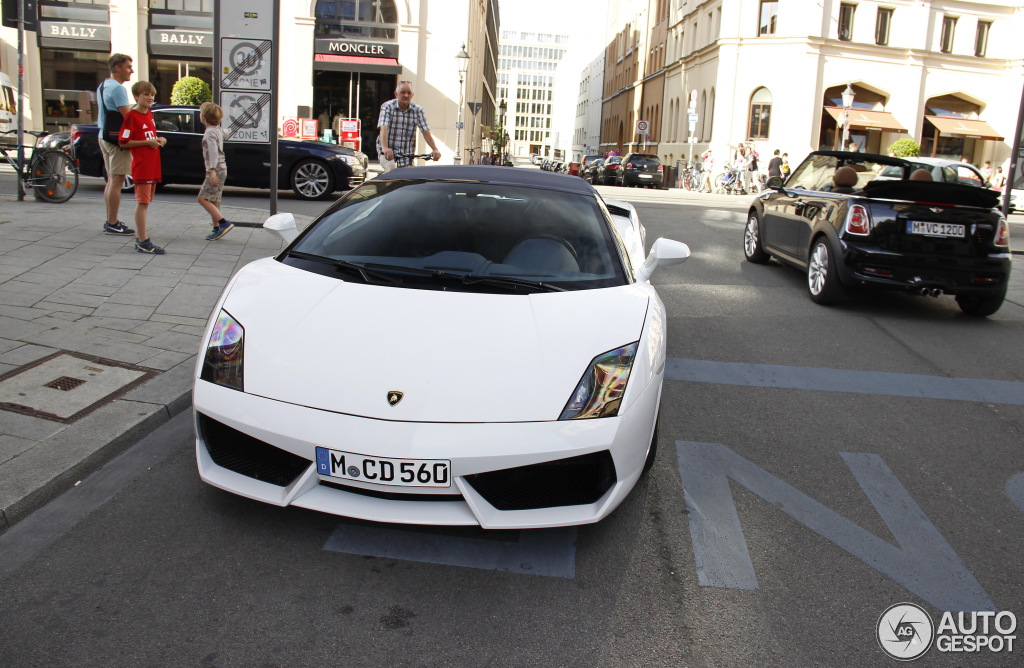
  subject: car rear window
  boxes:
[626,156,660,167]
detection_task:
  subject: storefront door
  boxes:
[313,69,395,154]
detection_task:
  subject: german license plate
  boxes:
[639,173,652,178]
[907,221,965,237]
[315,447,451,487]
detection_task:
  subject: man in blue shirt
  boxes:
[96,54,134,235]
[375,81,440,172]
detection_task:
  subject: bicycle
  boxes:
[682,161,703,191]
[391,152,437,167]
[0,130,79,203]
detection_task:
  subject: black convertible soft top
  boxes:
[862,179,1000,209]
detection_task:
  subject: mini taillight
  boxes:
[657,164,663,171]
[845,204,872,235]
[994,216,1010,247]
[626,162,634,169]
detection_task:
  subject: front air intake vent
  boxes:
[465,451,616,511]
[198,413,310,487]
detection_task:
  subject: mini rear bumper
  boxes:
[840,241,1010,295]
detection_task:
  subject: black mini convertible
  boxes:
[743,151,1011,316]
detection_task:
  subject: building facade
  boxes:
[495,29,571,160]
[0,0,500,162]
[573,53,606,161]
[602,0,1023,174]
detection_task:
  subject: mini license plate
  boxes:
[639,173,652,178]
[907,221,965,237]
[315,447,451,487]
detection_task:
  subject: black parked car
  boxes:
[743,150,1011,316]
[71,105,366,200]
[579,154,603,179]
[617,152,663,188]
[595,156,622,185]
[581,157,605,184]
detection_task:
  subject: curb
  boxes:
[0,357,196,531]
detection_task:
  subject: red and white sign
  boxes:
[339,117,361,151]
[300,118,318,140]
[281,116,300,138]
[636,119,649,134]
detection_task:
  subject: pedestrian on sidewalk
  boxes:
[767,149,784,180]
[97,53,134,236]
[118,81,167,255]
[197,101,233,241]
[375,80,441,172]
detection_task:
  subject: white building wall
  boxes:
[645,0,1023,176]
[0,0,491,164]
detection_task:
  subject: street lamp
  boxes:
[841,84,855,150]
[454,44,470,165]
[498,98,507,165]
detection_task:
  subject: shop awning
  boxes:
[314,54,402,74]
[925,116,1003,141]
[824,107,906,132]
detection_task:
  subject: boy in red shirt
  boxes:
[119,81,168,254]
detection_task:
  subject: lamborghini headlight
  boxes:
[559,342,638,420]
[201,309,244,391]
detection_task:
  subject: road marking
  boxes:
[666,358,1024,405]
[324,523,576,578]
[676,441,995,611]
[1007,473,1024,513]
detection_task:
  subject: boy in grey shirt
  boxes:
[198,102,233,240]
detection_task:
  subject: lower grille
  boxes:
[320,479,463,502]
[465,451,616,511]
[198,413,310,487]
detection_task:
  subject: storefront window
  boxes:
[150,60,213,106]
[315,0,397,38]
[39,50,109,132]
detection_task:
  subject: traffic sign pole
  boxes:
[215,0,279,214]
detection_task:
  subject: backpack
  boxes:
[98,80,124,145]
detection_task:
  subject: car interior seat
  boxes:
[831,165,859,193]
[503,235,580,275]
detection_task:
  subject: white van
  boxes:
[0,72,16,137]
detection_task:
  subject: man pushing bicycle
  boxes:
[376,80,441,172]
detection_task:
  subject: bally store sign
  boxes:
[149,29,214,57]
[39,21,111,51]
[314,38,397,59]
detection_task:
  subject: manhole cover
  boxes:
[0,352,157,422]
[44,376,87,391]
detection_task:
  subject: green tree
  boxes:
[888,138,921,157]
[170,76,212,106]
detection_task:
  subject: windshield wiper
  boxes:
[289,257,566,292]
[437,272,566,292]
[285,251,402,284]
[363,263,566,292]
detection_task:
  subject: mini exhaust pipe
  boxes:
[919,287,929,296]
[930,288,942,298]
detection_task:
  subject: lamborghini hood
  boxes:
[209,259,652,423]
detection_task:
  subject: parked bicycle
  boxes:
[681,161,703,191]
[0,130,79,203]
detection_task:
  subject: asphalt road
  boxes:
[0,188,1022,666]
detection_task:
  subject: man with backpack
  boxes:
[96,53,135,236]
